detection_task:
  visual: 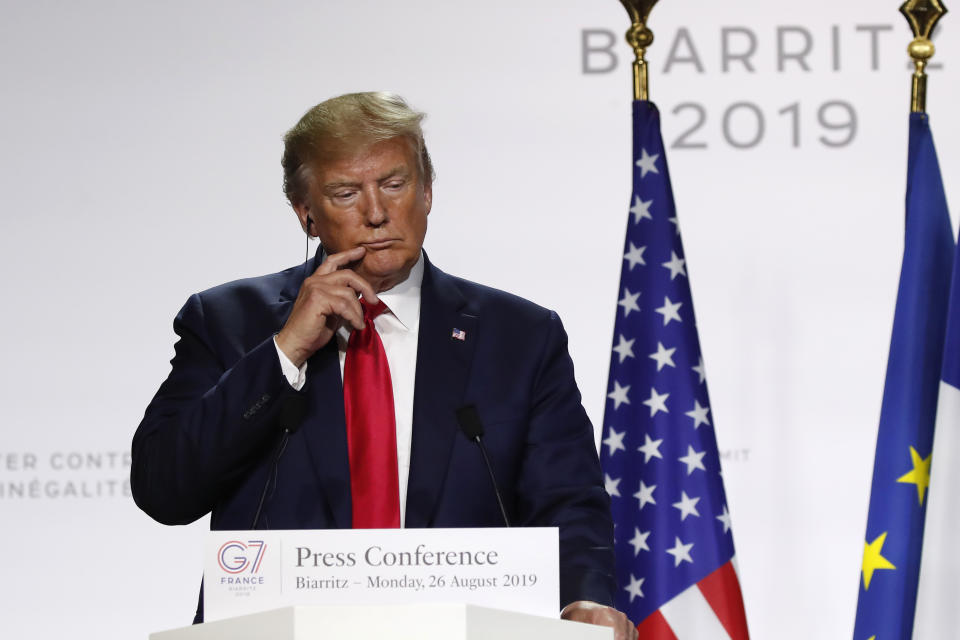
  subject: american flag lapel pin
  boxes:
[451,328,466,341]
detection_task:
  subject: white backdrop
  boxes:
[1,1,956,638]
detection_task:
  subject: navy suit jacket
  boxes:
[132,251,614,619]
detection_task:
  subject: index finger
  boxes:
[337,269,379,305]
[316,246,366,275]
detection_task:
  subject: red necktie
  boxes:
[343,299,401,528]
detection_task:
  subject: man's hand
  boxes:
[275,247,378,367]
[562,601,637,640]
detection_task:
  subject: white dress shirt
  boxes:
[274,253,424,526]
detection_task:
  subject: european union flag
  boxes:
[853,113,954,640]
[600,101,749,638]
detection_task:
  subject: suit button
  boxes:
[243,393,272,420]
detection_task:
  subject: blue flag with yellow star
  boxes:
[853,113,954,640]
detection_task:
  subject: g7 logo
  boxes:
[217,540,266,574]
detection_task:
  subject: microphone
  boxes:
[455,405,511,527]
[250,394,308,529]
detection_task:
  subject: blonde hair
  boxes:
[281,92,434,205]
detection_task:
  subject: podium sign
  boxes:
[204,528,559,622]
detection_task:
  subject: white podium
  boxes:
[149,603,613,639]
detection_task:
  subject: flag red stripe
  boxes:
[636,610,679,640]
[697,561,750,640]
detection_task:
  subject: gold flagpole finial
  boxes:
[900,0,948,113]
[618,0,660,100]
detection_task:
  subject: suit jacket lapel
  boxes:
[271,246,352,529]
[300,342,352,528]
[405,258,478,528]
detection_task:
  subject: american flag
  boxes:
[600,101,749,639]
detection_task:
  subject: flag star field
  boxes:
[601,102,745,634]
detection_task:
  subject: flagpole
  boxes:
[618,0,659,100]
[900,0,948,113]
[603,2,750,637]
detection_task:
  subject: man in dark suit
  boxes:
[132,92,635,639]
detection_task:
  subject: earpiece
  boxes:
[303,218,313,278]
